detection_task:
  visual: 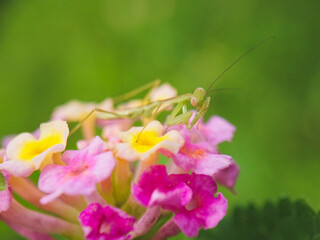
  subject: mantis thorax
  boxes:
[190,87,206,108]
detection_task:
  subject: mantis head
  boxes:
[190,88,206,108]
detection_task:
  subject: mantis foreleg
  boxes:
[166,101,193,127]
[188,97,211,129]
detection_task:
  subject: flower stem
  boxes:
[152,219,181,240]
[84,190,106,206]
[113,157,132,206]
[131,206,161,238]
[81,114,96,141]
[134,152,158,182]
[98,177,116,205]
[1,200,84,239]
[9,177,79,223]
[52,152,65,165]
[1,217,55,240]
[59,195,87,212]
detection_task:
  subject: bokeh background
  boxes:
[0,0,319,239]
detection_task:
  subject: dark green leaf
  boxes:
[193,197,320,240]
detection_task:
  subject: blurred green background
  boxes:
[0,0,319,239]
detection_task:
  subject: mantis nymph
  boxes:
[70,37,273,136]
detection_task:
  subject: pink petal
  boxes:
[91,151,116,182]
[200,116,235,145]
[213,160,240,190]
[39,137,115,203]
[38,164,69,193]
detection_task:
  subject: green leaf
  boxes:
[194,197,320,240]
[0,172,6,191]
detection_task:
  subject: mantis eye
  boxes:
[190,97,198,107]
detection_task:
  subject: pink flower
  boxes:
[213,159,239,190]
[166,115,239,190]
[198,115,236,147]
[149,83,177,111]
[51,100,97,122]
[198,115,239,189]
[39,136,115,204]
[165,136,232,176]
[79,203,135,240]
[165,124,231,174]
[132,165,227,237]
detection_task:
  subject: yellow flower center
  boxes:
[131,131,165,153]
[18,134,64,161]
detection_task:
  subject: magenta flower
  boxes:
[39,136,115,204]
[79,203,135,240]
[170,174,227,237]
[132,165,227,237]
[132,165,192,210]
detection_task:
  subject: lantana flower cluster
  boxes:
[0,83,239,240]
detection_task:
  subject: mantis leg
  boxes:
[166,101,193,127]
[113,79,161,104]
[188,97,211,129]
[142,79,161,103]
[141,103,162,126]
[69,108,135,136]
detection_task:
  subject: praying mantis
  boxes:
[70,37,273,136]
[69,82,201,136]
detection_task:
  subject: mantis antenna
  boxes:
[206,87,247,95]
[206,36,275,93]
